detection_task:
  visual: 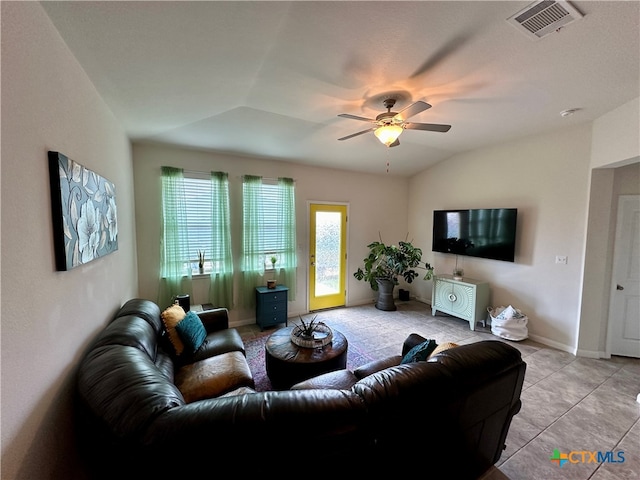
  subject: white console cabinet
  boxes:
[431,274,490,330]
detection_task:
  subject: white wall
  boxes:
[577,97,640,357]
[578,168,617,357]
[408,125,593,352]
[132,142,410,324]
[1,3,137,479]
[591,97,640,168]
[577,95,640,357]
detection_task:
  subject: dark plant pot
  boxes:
[375,278,397,311]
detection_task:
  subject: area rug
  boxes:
[244,331,374,391]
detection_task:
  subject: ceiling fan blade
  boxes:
[409,33,472,79]
[337,113,376,123]
[338,127,375,141]
[404,122,451,133]
[394,101,431,122]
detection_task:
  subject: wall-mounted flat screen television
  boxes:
[432,208,518,262]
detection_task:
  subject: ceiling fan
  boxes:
[337,99,451,147]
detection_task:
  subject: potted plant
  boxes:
[198,250,205,274]
[267,255,277,288]
[353,235,434,311]
[293,314,320,339]
[290,314,333,348]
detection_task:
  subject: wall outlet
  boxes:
[555,255,568,264]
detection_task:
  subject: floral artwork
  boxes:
[48,151,118,271]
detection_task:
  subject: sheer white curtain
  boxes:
[158,166,192,308]
[207,171,234,307]
[241,175,297,307]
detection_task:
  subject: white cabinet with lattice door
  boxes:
[431,274,490,331]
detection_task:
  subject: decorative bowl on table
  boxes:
[290,322,333,348]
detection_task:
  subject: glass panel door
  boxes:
[309,204,347,311]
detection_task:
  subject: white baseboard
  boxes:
[530,336,610,359]
[526,332,575,355]
[413,296,431,307]
[229,318,257,328]
[575,348,609,359]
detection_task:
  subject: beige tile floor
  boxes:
[238,300,640,480]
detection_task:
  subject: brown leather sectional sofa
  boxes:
[75,298,526,479]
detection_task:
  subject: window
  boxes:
[183,173,227,274]
[159,167,233,308]
[241,176,296,305]
[260,181,292,270]
[165,172,231,275]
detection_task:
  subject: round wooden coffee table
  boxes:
[265,326,348,389]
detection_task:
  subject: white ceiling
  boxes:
[41,1,640,176]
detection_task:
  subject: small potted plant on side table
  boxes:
[198,250,205,274]
[267,255,277,288]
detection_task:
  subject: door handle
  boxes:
[616,284,624,291]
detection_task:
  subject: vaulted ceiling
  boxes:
[41,1,640,175]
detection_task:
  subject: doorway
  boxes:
[607,195,640,357]
[308,203,347,311]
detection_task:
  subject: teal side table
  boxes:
[255,285,288,331]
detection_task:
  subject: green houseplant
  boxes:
[290,314,333,348]
[354,236,434,311]
[293,314,320,338]
[267,255,278,288]
[198,250,205,274]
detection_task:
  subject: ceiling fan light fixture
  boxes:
[374,124,403,147]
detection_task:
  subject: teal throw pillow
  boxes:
[400,339,437,364]
[175,311,207,354]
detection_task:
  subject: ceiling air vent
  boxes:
[507,0,583,40]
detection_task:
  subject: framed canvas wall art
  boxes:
[48,151,118,271]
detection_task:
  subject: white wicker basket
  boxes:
[488,306,529,341]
